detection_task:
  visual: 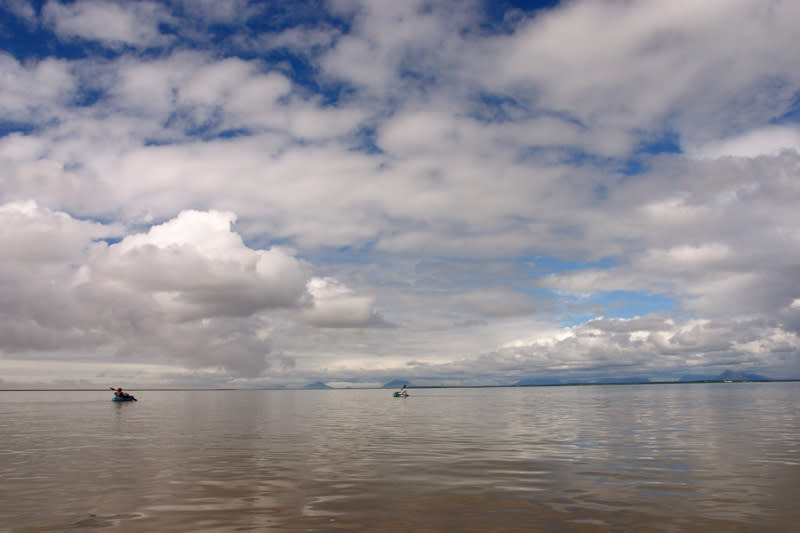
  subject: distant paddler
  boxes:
[110,387,137,401]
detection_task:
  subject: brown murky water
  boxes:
[1,384,798,531]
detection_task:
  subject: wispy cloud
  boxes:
[42,0,175,48]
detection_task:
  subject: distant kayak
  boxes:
[112,396,136,402]
[393,392,409,398]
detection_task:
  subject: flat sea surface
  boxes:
[1,383,798,532]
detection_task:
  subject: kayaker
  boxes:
[399,385,407,396]
[114,387,128,399]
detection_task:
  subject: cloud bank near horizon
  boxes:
[1,0,799,388]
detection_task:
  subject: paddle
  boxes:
[109,387,137,401]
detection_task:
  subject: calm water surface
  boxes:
[1,383,798,531]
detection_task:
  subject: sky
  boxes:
[1,0,800,389]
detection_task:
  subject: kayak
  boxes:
[112,396,136,402]
[393,392,409,397]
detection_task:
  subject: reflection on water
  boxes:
[1,383,798,531]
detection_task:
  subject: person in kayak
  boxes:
[398,385,408,396]
[114,387,130,399]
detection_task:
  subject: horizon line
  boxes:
[3,379,799,392]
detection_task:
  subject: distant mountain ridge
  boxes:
[514,369,771,387]
[306,370,773,390]
[514,376,651,386]
[717,370,769,382]
[679,370,770,382]
[382,379,411,389]
[304,381,333,389]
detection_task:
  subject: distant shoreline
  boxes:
[2,380,799,392]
